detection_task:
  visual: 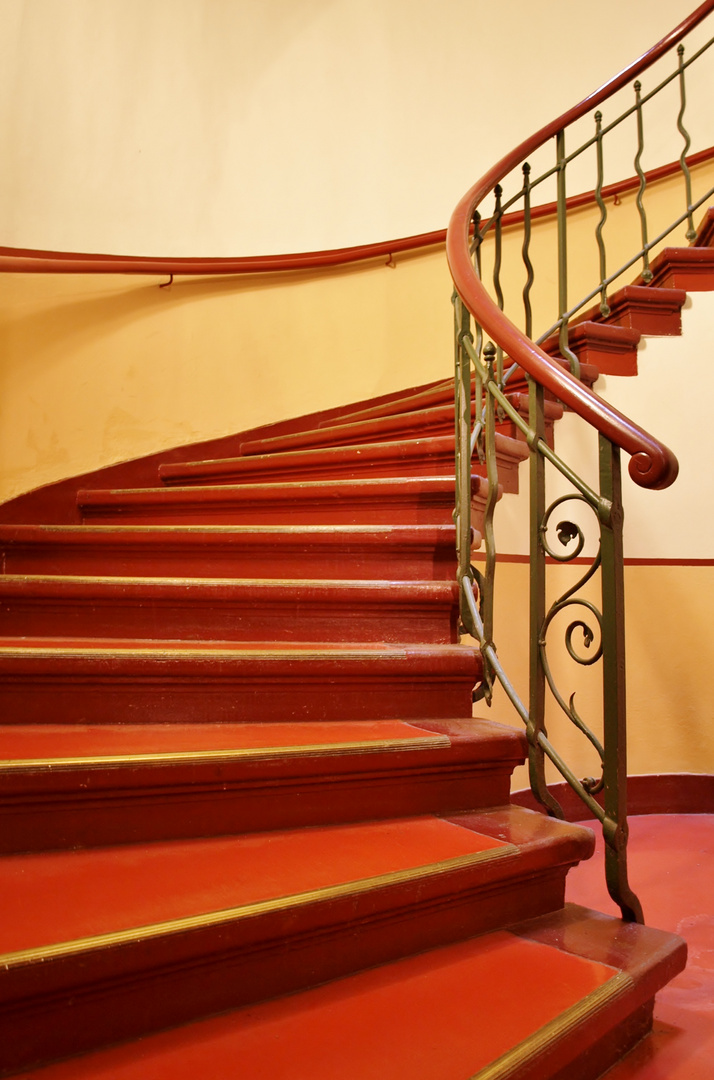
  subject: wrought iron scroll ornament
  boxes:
[538,497,606,796]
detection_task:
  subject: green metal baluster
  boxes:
[594,112,611,318]
[522,163,534,339]
[482,343,499,660]
[528,377,563,816]
[472,211,484,361]
[677,44,697,242]
[599,434,644,923]
[454,295,473,629]
[493,186,505,385]
[556,129,580,379]
[634,81,653,282]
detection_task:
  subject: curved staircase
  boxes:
[0,251,705,1075]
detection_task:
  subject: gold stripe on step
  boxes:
[0,645,421,659]
[0,845,518,969]
[0,733,451,771]
[472,970,634,1080]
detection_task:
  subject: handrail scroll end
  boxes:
[628,446,679,490]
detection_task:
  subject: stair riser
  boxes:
[543,322,641,379]
[0,535,458,581]
[0,865,573,1074]
[0,759,523,853]
[600,303,684,336]
[79,496,457,527]
[0,673,478,725]
[0,594,459,645]
[648,248,714,290]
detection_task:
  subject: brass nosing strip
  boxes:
[0,574,440,589]
[0,844,518,969]
[471,969,635,1080]
[0,645,417,659]
[9,524,444,534]
[0,734,451,772]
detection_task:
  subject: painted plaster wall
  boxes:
[0,0,712,781]
[0,250,454,502]
[0,0,707,256]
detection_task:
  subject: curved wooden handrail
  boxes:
[2,144,713,278]
[447,0,714,490]
[0,230,447,276]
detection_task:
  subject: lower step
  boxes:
[8,904,685,1079]
[0,574,460,644]
[0,717,526,851]
[0,808,594,1073]
[0,523,459,581]
[0,640,481,723]
[77,477,468,527]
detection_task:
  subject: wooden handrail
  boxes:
[1,145,713,278]
[446,0,714,491]
[0,231,447,276]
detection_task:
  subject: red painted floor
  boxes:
[566,814,714,1080]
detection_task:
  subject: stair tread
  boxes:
[10,905,685,1080]
[0,718,526,853]
[0,807,590,960]
[0,717,497,764]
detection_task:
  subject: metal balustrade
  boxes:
[447,0,714,922]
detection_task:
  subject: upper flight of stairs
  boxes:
[1,226,711,1078]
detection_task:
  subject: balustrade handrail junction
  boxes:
[446,0,714,491]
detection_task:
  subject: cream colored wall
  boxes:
[0,249,453,502]
[1,0,712,782]
[0,0,706,256]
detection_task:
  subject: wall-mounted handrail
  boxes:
[1,144,713,279]
[447,0,714,492]
[0,231,447,276]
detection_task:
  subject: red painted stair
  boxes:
[4,229,712,1077]
[0,523,460,580]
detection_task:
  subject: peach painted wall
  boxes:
[0,0,707,256]
[1,0,713,782]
